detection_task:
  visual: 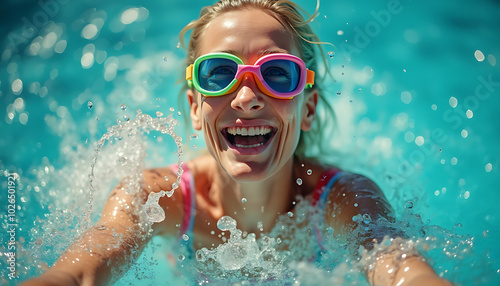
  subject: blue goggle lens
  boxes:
[198,58,238,92]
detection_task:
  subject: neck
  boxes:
[213,157,297,234]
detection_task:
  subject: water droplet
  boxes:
[123,114,129,121]
[163,56,168,61]
[117,156,126,165]
[474,50,485,62]
[362,214,371,224]
[12,78,23,94]
[327,51,334,58]
[169,107,175,112]
[241,198,247,203]
[464,191,470,199]
[401,91,412,104]
[87,101,93,110]
[449,97,458,108]
[336,91,341,95]
[403,69,407,72]
[177,111,182,116]
[405,201,413,209]
[354,203,358,207]
[178,254,185,261]
[164,176,169,181]
[156,111,163,117]
[461,129,468,138]
[166,190,174,197]
[190,133,199,139]
[217,216,237,231]
[120,104,127,111]
[485,163,493,172]
[466,109,473,119]
[182,234,189,241]
[296,178,302,185]
[170,181,178,189]
[307,169,312,175]
[145,203,165,223]
[287,211,294,218]
[176,42,181,49]
[415,136,424,146]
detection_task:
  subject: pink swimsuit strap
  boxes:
[170,164,196,237]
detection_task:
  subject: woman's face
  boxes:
[188,8,317,181]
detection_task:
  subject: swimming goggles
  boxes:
[186,53,315,99]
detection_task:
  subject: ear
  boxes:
[300,88,318,131]
[187,89,202,130]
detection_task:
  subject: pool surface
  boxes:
[1,0,499,285]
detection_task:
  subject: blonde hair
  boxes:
[178,0,335,159]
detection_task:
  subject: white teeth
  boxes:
[235,143,264,148]
[226,126,272,136]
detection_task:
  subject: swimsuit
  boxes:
[311,168,345,254]
[170,164,196,257]
[170,164,345,260]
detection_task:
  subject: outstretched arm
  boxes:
[324,173,452,286]
[21,168,183,286]
[22,182,151,286]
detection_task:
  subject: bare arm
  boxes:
[22,168,184,286]
[324,173,452,286]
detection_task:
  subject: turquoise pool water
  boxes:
[1,0,499,285]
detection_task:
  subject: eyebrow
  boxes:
[257,48,290,56]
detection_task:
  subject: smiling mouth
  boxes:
[223,126,276,148]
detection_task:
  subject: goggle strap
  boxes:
[186,64,194,88]
[186,64,193,80]
[306,69,315,89]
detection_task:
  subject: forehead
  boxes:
[199,8,297,59]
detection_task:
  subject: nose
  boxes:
[230,74,265,112]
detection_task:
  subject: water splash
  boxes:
[87,110,184,225]
[195,216,286,282]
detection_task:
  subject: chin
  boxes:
[222,160,274,182]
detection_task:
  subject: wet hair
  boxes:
[178,0,336,160]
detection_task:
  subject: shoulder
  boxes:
[322,171,394,233]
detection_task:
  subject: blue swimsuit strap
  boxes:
[313,170,346,255]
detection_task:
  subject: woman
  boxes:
[23,1,452,285]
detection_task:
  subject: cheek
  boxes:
[272,97,304,120]
[199,97,227,133]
